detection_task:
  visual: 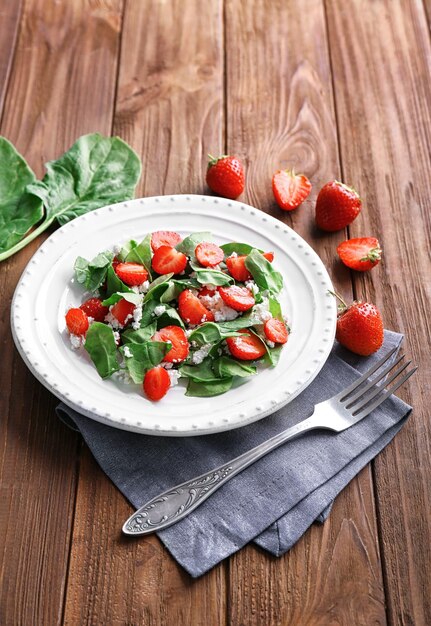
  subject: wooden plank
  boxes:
[225,1,387,623]
[63,2,227,624]
[325,0,431,623]
[0,1,123,624]
[0,1,22,112]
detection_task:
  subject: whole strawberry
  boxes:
[315,181,361,231]
[206,154,245,199]
[336,298,384,356]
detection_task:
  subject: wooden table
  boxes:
[1,1,430,624]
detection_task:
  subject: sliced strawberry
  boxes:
[110,298,136,326]
[152,325,190,363]
[225,255,251,281]
[219,286,255,311]
[264,318,289,344]
[152,245,188,275]
[195,242,224,267]
[226,329,266,360]
[337,237,382,271]
[115,262,148,286]
[80,297,109,322]
[112,256,120,270]
[178,289,215,325]
[143,366,171,401]
[151,230,182,252]
[272,170,312,211]
[65,308,89,335]
[225,252,274,282]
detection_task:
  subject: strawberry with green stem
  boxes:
[331,291,384,356]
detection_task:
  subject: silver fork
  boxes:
[123,347,416,536]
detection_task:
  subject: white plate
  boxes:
[11,194,336,436]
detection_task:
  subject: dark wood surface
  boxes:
[0,1,429,624]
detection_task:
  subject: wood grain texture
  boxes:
[225,1,386,624]
[325,0,431,623]
[63,2,227,624]
[0,1,123,624]
[0,1,22,114]
[229,469,385,626]
[114,0,223,196]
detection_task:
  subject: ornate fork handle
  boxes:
[123,414,324,536]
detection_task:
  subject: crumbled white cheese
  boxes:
[105,309,122,329]
[191,344,212,364]
[162,362,173,369]
[153,304,167,317]
[203,283,217,291]
[266,340,275,348]
[245,280,259,295]
[185,329,194,338]
[198,290,239,322]
[87,316,94,325]
[113,244,122,255]
[123,345,133,358]
[253,297,272,323]
[69,333,85,349]
[132,305,143,330]
[168,370,181,386]
[113,331,121,345]
[131,280,150,294]
[229,251,238,258]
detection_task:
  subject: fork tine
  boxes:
[344,353,405,408]
[337,345,399,401]
[351,366,417,421]
[350,360,411,414]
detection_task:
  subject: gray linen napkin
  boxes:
[57,330,411,577]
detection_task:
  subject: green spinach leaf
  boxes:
[144,273,174,301]
[190,264,233,286]
[27,134,141,225]
[117,239,138,262]
[212,357,257,378]
[0,138,43,254]
[188,323,243,346]
[179,358,218,382]
[121,322,157,344]
[245,249,283,294]
[84,322,119,378]
[0,133,141,262]
[124,234,152,278]
[120,341,169,383]
[176,231,212,257]
[220,242,263,257]
[102,291,142,307]
[156,306,185,329]
[185,377,234,397]
[105,264,133,297]
[74,250,114,292]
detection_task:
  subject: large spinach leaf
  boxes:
[245,249,283,294]
[84,322,119,378]
[188,323,243,346]
[0,138,43,254]
[0,133,141,261]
